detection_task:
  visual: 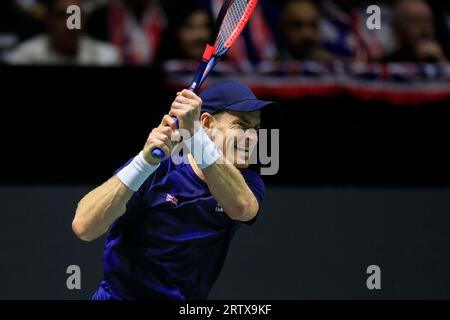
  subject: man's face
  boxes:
[396,0,435,50]
[209,110,261,169]
[282,1,320,59]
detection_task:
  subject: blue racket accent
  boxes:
[198,57,219,89]
[151,147,165,159]
[189,59,211,94]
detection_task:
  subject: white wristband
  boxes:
[116,152,160,191]
[184,128,222,170]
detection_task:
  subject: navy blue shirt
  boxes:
[95,155,265,300]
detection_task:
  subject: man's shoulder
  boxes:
[240,167,263,181]
[240,167,265,192]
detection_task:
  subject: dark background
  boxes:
[2,186,450,299]
[1,66,450,299]
[2,66,450,186]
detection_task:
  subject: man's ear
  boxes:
[200,113,215,130]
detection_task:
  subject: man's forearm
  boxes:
[72,176,134,241]
[202,156,258,221]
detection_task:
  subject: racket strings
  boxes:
[216,0,257,56]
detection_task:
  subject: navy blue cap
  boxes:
[200,81,276,115]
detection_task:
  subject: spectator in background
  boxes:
[279,0,338,62]
[158,2,212,61]
[87,0,166,65]
[426,0,450,61]
[319,0,385,62]
[384,0,448,63]
[8,0,120,65]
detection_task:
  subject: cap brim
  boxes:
[225,99,278,113]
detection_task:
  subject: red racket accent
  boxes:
[214,0,259,56]
[202,44,216,61]
[224,0,259,48]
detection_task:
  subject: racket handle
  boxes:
[151,148,166,160]
[151,116,179,159]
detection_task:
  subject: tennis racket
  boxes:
[152,0,259,159]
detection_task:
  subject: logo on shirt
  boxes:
[165,194,179,206]
[215,205,224,213]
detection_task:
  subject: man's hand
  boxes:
[143,115,180,165]
[169,89,202,136]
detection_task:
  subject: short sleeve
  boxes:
[241,169,265,225]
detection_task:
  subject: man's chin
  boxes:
[226,151,251,168]
[235,157,250,169]
[225,155,250,169]
[235,163,250,169]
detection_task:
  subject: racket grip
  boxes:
[151,148,165,159]
[151,116,179,159]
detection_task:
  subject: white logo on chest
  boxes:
[215,205,224,213]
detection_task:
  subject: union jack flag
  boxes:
[165,194,178,206]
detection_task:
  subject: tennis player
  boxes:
[72,81,275,300]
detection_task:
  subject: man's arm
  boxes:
[203,160,259,222]
[72,115,178,242]
[72,176,134,241]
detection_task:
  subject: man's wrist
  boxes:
[184,128,222,170]
[142,148,162,166]
[116,152,160,191]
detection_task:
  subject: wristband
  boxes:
[184,128,222,170]
[116,151,160,191]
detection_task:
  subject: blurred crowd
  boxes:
[1,0,449,66]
